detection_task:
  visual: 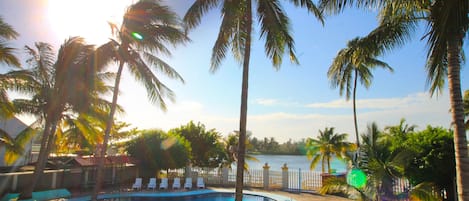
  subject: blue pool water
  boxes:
[69,189,294,201]
[100,193,275,201]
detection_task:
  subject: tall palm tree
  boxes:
[318,1,469,199]
[328,37,393,148]
[306,127,351,173]
[463,89,468,129]
[17,37,105,199]
[183,1,323,199]
[92,1,189,199]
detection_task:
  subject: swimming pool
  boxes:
[68,189,294,201]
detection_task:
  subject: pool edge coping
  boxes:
[68,188,296,201]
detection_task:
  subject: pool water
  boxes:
[100,193,275,201]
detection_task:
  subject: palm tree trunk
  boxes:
[235,2,252,201]
[92,61,125,201]
[353,70,360,147]
[447,34,469,201]
[20,121,57,199]
[322,158,325,173]
[327,157,331,174]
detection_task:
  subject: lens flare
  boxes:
[161,137,177,150]
[132,32,143,40]
[346,168,367,188]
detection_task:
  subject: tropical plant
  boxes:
[317,0,469,199]
[92,1,189,199]
[402,126,456,201]
[383,118,416,151]
[360,123,410,200]
[183,1,323,199]
[0,16,39,166]
[0,16,20,68]
[16,37,105,199]
[221,131,259,170]
[328,37,393,148]
[126,129,191,178]
[320,122,432,201]
[306,127,352,173]
[168,121,225,168]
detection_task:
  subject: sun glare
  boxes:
[47,0,132,45]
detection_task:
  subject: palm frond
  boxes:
[288,0,324,24]
[0,16,19,39]
[257,0,298,68]
[211,0,244,71]
[183,0,221,32]
[409,182,441,201]
[126,50,175,110]
[141,51,184,83]
[318,0,384,15]
[0,42,21,67]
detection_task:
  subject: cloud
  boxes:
[305,92,432,109]
[107,91,452,144]
[254,98,279,106]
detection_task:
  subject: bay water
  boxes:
[244,154,348,173]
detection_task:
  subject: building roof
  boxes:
[73,155,138,167]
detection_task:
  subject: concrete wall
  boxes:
[0,166,138,196]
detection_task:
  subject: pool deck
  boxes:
[68,187,352,201]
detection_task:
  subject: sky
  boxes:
[0,0,467,143]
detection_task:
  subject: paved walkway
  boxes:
[251,189,352,201]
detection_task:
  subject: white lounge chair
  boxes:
[159,178,169,190]
[147,178,157,190]
[172,177,181,189]
[196,177,205,189]
[132,178,142,191]
[184,177,192,189]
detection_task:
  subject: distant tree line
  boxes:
[247,136,307,155]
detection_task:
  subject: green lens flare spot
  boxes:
[347,168,367,188]
[132,32,143,40]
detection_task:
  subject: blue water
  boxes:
[244,154,347,172]
[100,193,274,201]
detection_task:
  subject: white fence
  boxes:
[166,163,326,191]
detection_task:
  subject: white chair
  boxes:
[184,177,192,189]
[172,177,181,189]
[147,177,157,190]
[196,177,205,189]
[159,178,169,190]
[132,178,142,191]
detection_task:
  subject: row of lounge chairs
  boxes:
[132,177,205,191]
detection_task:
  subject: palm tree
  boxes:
[183,1,323,199]
[383,118,416,150]
[318,0,469,199]
[17,37,104,199]
[222,131,259,170]
[306,127,351,173]
[463,89,468,129]
[0,16,21,119]
[328,37,393,148]
[320,123,424,201]
[0,16,20,68]
[92,1,189,199]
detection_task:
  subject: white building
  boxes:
[0,117,35,167]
